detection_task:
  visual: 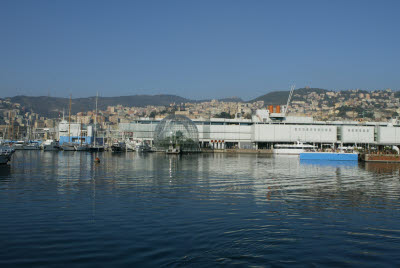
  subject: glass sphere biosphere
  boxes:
[154,114,200,152]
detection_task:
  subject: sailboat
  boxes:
[23,119,40,150]
[75,118,89,151]
[0,145,15,164]
[111,141,126,152]
[61,95,76,151]
[90,92,104,152]
[42,139,60,151]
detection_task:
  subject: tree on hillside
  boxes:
[214,112,233,119]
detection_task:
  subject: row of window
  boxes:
[347,129,370,132]
[294,128,332,132]
[136,121,252,126]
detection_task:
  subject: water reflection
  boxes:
[1,151,400,266]
[6,151,400,197]
[300,159,358,167]
[0,165,11,179]
[364,162,400,175]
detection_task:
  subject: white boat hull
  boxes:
[23,144,40,150]
[75,145,89,151]
[273,148,306,155]
[62,143,76,151]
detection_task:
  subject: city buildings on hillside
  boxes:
[1,88,400,142]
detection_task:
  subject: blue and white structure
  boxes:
[58,120,94,145]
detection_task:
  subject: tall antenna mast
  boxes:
[285,84,295,117]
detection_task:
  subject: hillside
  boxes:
[9,94,190,118]
[249,88,329,105]
[5,94,246,118]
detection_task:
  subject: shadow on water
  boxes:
[300,159,358,167]
[362,162,400,175]
[0,165,11,179]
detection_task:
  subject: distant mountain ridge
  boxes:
[2,88,349,118]
[249,88,329,105]
[8,94,190,118]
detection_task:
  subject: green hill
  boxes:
[9,94,190,118]
[249,88,329,106]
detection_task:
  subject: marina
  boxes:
[1,1,399,266]
[3,88,400,156]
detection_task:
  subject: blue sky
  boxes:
[0,0,399,100]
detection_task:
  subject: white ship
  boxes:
[273,141,316,155]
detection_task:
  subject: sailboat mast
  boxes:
[94,92,98,147]
[10,112,14,140]
[27,118,30,141]
[68,94,71,143]
[80,118,83,145]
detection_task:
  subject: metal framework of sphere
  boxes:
[154,114,200,152]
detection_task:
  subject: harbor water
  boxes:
[1,151,400,267]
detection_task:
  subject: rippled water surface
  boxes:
[1,151,400,267]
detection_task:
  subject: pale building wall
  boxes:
[378,127,400,144]
[341,126,375,143]
[254,124,337,143]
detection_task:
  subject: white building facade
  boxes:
[118,110,400,149]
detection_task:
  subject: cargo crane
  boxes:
[267,84,295,122]
[285,84,295,117]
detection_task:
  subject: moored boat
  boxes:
[75,144,90,151]
[23,141,40,150]
[89,144,105,152]
[42,140,60,151]
[61,142,76,151]
[136,141,151,152]
[62,95,75,151]
[125,140,136,152]
[12,141,27,150]
[273,141,316,155]
[111,142,126,152]
[0,146,15,164]
[166,147,181,154]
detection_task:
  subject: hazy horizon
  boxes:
[2,86,397,102]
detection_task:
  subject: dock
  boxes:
[360,154,400,163]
